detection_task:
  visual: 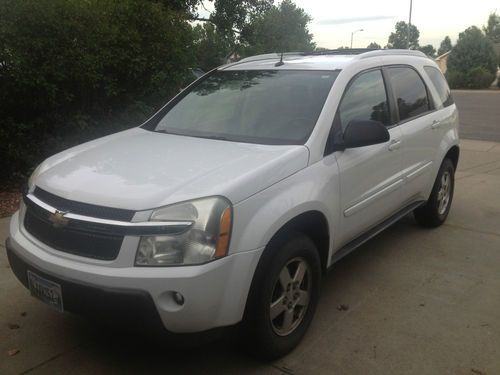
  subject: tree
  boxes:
[483,12,500,43]
[418,44,436,57]
[209,0,273,35]
[367,42,381,49]
[192,23,233,71]
[388,21,420,49]
[240,0,315,56]
[154,0,200,13]
[437,36,452,56]
[190,0,273,42]
[447,26,497,89]
[190,0,275,67]
[156,0,274,35]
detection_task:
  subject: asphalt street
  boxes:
[453,90,500,142]
[2,90,500,374]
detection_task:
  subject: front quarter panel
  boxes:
[230,155,340,266]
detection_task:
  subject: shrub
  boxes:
[0,0,195,183]
[467,67,495,89]
[447,67,495,89]
[446,70,462,89]
[446,26,497,90]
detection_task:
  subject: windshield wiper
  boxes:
[155,129,230,141]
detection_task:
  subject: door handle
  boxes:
[388,139,401,151]
[431,120,441,129]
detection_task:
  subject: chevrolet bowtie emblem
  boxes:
[48,210,69,228]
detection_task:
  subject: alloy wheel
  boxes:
[269,257,312,336]
[437,171,451,215]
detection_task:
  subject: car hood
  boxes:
[33,128,309,211]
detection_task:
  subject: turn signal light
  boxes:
[215,207,232,258]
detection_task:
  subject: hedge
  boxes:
[0,0,195,183]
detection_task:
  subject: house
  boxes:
[435,51,451,74]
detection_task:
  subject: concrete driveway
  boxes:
[2,139,500,375]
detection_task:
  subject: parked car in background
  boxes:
[6,49,459,359]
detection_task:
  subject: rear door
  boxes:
[384,66,441,203]
[333,69,405,245]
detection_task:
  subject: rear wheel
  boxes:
[243,233,321,360]
[414,158,455,227]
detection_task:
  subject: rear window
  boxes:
[387,67,430,122]
[424,66,454,108]
[149,70,339,145]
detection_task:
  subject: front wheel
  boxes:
[243,233,321,360]
[414,158,455,227]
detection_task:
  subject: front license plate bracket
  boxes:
[27,270,64,312]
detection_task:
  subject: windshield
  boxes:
[149,69,339,145]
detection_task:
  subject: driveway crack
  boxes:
[271,364,295,374]
[20,344,82,374]
[459,159,500,172]
[444,223,500,238]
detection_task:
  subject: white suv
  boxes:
[6,49,459,358]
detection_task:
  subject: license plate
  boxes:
[27,271,64,312]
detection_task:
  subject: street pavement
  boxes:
[453,90,500,142]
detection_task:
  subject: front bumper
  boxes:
[7,242,166,333]
[7,212,264,333]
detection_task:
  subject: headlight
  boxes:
[135,197,232,266]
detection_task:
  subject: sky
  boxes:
[199,0,499,51]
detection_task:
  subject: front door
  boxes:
[333,69,406,246]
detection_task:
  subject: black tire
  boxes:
[242,232,321,360]
[414,158,455,227]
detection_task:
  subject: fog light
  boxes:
[173,292,185,306]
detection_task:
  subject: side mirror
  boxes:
[342,120,390,149]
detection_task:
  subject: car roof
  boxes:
[221,49,430,71]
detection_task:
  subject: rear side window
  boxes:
[424,66,454,108]
[338,69,390,130]
[387,67,430,122]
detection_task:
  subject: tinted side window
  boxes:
[424,66,454,108]
[387,67,430,122]
[338,69,390,130]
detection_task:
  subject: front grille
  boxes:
[23,189,127,260]
[34,187,135,221]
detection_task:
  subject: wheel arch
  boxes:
[266,211,330,273]
[444,145,460,170]
[242,210,330,326]
[252,210,331,281]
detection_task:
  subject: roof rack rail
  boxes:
[237,52,305,64]
[355,49,427,60]
[223,48,428,70]
[236,49,427,62]
[303,48,378,56]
